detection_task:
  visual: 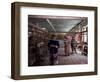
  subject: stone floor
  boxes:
[29,48,88,66]
[58,48,88,65]
[58,53,87,65]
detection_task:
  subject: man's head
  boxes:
[51,34,57,40]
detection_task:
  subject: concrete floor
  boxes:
[31,48,88,66]
[58,48,88,65]
[58,53,87,65]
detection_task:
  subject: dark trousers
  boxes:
[71,46,76,53]
[50,53,58,65]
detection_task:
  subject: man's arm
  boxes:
[57,41,60,48]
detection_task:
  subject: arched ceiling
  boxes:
[28,15,87,32]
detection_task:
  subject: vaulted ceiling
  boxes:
[28,15,87,32]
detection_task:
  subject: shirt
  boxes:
[48,40,59,54]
